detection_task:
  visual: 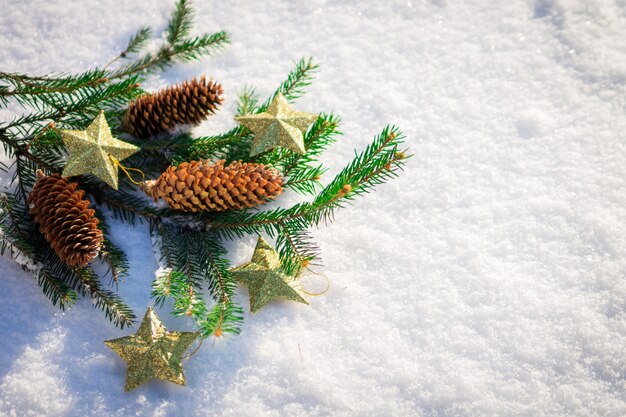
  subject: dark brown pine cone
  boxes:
[122,76,223,139]
[28,171,103,267]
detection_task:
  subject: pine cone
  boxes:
[141,160,284,212]
[123,76,223,139]
[28,171,104,267]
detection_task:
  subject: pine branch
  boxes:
[167,0,194,45]
[202,233,243,336]
[152,269,208,320]
[181,58,319,163]
[260,57,319,110]
[122,27,153,57]
[153,223,243,337]
[257,113,341,194]
[0,192,134,323]
[63,263,136,328]
[95,211,130,285]
[274,221,320,276]
[208,126,408,238]
[0,70,109,98]
[102,1,226,80]
[236,87,259,116]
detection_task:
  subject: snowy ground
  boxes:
[1,0,625,416]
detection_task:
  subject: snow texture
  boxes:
[1,0,625,416]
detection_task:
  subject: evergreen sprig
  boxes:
[0,0,409,336]
[0,0,229,328]
[153,224,243,336]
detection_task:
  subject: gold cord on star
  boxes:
[109,155,146,185]
[298,268,331,296]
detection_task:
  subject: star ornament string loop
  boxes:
[180,338,204,360]
[109,154,145,185]
[298,268,331,297]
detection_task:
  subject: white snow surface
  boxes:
[0,0,625,416]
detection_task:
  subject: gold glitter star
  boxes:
[231,236,308,313]
[235,93,318,157]
[104,307,199,391]
[61,111,139,190]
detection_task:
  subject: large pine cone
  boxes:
[142,160,283,212]
[122,76,223,139]
[28,172,103,267]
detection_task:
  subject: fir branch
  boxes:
[95,211,130,284]
[274,221,320,276]
[179,127,249,162]
[236,87,259,116]
[0,193,37,259]
[36,264,79,309]
[167,0,194,45]
[260,57,319,111]
[152,269,208,320]
[0,192,133,323]
[208,126,408,236]
[103,26,152,70]
[154,223,243,336]
[0,70,108,98]
[115,1,223,77]
[85,183,165,225]
[171,31,230,62]
[63,263,136,328]
[202,233,243,336]
[181,58,319,163]
[282,165,325,195]
[282,113,341,175]
[257,113,341,194]
[123,27,153,57]
[2,75,142,134]
[0,193,76,309]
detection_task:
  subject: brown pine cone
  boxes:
[122,76,223,139]
[28,171,104,267]
[141,160,283,212]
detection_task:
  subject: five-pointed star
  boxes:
[61,111,139,190]
[235,92,318,157]
[231,236,308,313]
[104,307,199,391]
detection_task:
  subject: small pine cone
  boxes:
[141,160,283,212]
[28,171,103,267]
[123,76,223,139]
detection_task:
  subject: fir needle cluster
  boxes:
[0,0,409,336]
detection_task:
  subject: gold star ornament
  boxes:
[235,92,318,157]
[105,307,199,391]
[61,111,139,189]
[231,236,308,313]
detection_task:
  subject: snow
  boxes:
[1,0,625,416]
